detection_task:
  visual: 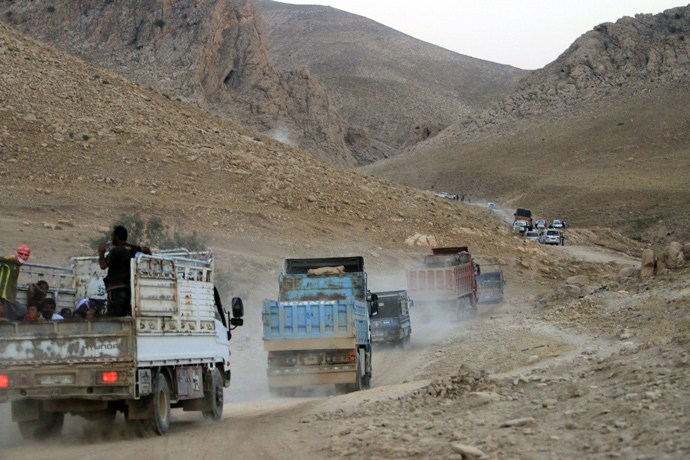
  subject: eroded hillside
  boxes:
[0,0,367,166]
[255,0,526,159]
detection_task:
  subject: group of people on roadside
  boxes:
[0,225,150,323]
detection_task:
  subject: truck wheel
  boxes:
[146,374,171,435]
[17,402,64,440]
[202,368,224,421]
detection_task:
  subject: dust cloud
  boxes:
[266,121,295,146]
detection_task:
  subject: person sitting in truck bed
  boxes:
[97,225,151,317]
[40,298,63,321]
[23,304,45,322]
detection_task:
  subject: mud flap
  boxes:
[11,399,39,422]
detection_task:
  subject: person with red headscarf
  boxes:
[0,244,31,322]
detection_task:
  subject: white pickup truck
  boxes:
[0,251,243,438]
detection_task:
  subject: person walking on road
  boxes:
[98,226,151,317]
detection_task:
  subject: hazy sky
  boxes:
[277,1,685,69]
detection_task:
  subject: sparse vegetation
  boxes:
[47,6,55,13]
[82,134,90,141]
[162,93,170,100]
[93,74,100,79]
[102,80,109,84]
[154,19,165,28]
[68,132,74,139]
[176,98,182,102]
[90,214,207,252]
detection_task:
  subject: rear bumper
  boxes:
[371,328,403,343]
[267,364,357,387]
[0,366,135,403]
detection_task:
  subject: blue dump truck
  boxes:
[262,257,378,395]
[370,290,412,347]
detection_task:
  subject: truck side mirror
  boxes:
[370,301,378,317]
[231,297,244,318]
[409,299,414,307]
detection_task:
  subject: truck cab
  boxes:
[370,290,412,347]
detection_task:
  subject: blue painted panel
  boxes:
[262,299,369,345]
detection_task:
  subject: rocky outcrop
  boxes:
[640,242,687,279]
[437,6,690,141]
[640,249,656,280]
[0,0,358,165]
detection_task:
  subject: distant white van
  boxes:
[487,202,496,208]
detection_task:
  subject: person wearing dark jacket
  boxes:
[97,226,151,317]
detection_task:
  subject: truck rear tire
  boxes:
[202,368,224,421]
[17,402,64,440]
[146,374,171,435]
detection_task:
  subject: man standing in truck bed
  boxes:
[97,226,151,317]
[0,244,31,322]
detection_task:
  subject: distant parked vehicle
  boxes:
[487,203,496,209]
[539,229,562,245]
[534,219,546,229]
[524,230,540,242]
[434,192,451,198]
[550,220,564,229]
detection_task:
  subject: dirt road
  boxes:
[2,237,687,459]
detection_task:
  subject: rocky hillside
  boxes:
[0,0,368,166]
[254,0,526,159]
[0,20,524,263]
[365,5,690,246]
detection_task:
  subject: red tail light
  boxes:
[102,372,118,383]
[268,352,274,358]
[349,350,356,361]
[0,375,8,388]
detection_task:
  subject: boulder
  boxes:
[640,249,655,280]
[617,267,639,282]
[662,242,685,269]
[566,275,589,286]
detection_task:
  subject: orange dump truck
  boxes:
[406,247,479,320]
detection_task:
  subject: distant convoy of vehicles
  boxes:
[512,207,567,245]
[0,195,577,438]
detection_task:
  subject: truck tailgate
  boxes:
[262,300,368,350]
[0,319,135,365]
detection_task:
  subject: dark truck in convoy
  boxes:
[513,208,533,234]
[262,257,378,395]
[475,264,506,304]
[370,290,412,347]
[406,247,479,321]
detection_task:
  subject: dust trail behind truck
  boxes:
[262,257,377,396]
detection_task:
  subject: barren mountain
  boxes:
[365,5,690,246]
[254,0,526,159]
[0,0,370,166]
[0,19,520,263]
